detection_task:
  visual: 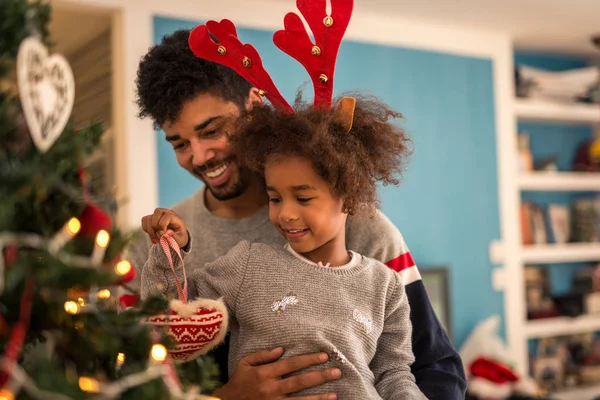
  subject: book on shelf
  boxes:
[521,197,600,246]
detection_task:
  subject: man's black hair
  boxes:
[135,29,253,128]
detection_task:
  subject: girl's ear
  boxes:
[333,97,356,133]
[341,200,352,215]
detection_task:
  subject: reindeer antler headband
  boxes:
[188,0,355,124]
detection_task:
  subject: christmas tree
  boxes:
[0,1,222,398]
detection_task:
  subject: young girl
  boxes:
[141,95,426,399]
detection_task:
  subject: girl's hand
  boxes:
[141,208,190,249]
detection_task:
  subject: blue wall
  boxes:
[153,16,502,347]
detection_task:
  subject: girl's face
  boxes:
[264,155,348,263]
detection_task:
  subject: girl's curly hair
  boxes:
[231,93,413,213]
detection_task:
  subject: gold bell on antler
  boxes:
[242,57,251,67]
[311,46,321,56]
[323,16,333,27]
[217,45,227,55]
[319,74,328,83]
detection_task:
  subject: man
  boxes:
[129,29,466,399]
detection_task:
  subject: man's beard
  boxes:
[208,175,248,201]
[193,158,252,201]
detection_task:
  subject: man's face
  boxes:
[162,93,257,201]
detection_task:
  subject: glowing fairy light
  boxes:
[115,260,131,276]
[64,301,80,315]
[90,230,110,264]
[150,344,167,362]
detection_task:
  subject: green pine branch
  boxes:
[0,0,222,397]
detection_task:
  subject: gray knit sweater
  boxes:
[127,188,414,296]
[142,239,426,400]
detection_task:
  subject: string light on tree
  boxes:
[90,229,110,265]
[115,260,131,276]
[114,259,137,284]
[64,301,80,315]
[0,0,229,397]
[78,376,99,393]
[150,344,167,363]
[0,388,14,400]
[48,217,81,253]
[116,352,125,366]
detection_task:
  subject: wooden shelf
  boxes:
[552,384,600,400]
[525,314,600,339]
[515,98,600,124]
[519,172,600,191]
[521,243,600,263]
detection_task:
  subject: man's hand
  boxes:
[141,208,189,248]
[213,347,341,400]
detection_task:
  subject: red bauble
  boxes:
[78,204,112,238]
[117,266,137,285]
[119,294,138,309]
[113,258,137,285]
[2,245,18,267]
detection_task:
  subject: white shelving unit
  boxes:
[502,95,600,382]
[525,314,600,339]
[522,243,600,263]
[515,98,600,124]
[553,384,600,400]
[519,172,600,191]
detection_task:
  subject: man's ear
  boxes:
[246,88,264,110]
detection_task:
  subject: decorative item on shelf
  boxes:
[572,264,600,293]
[525,266,559,320]
[514,64,599,104]
[552,292,585,318]
[571,264,600,315]
[573,133,600,172]
[521,202,534,245]
[547,204,570,244]
[534,156,558,172]
[570,196,600,243]
[585,291,600,315]
[532,356,564,393]
[588,35,600,105]
[519,132,534,172]
[528,332,600,391]
[514,66,537,99]
[532,336,577,392]
[521,202,548,245]
[577,336,600,386]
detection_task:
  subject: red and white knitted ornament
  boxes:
[144,234,228,362]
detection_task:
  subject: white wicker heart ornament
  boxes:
[16,37,75,153]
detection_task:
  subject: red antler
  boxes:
[189,20,294,113]
[273,0,354,110]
